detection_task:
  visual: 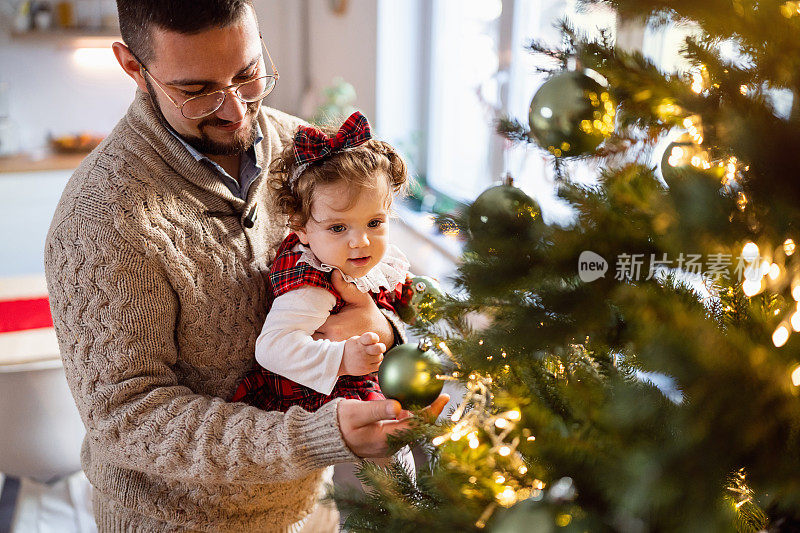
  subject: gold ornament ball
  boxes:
[378,342,443,407]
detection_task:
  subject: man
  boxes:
[43,1,447,530]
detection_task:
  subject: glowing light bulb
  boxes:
[742,278,762,297]
[792,365,800,386]
[773,324,790,347]
[432,436,446,446]
[769,263,781,280]
[791,311,800,332]
[793,284,800,301]
[506,410,521,420]
[495,418,509,429]
[496,486,517,507]
[742,242,759,262]
[519,466,528,475]
[469,438,479,449]
[498,446,511,456]
[785,239,796,256]
[760,259,771,277]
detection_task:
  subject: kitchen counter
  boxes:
[0,152,87,174]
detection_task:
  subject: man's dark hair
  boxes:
[116,0,254,64]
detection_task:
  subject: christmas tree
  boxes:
[333,1,800,531]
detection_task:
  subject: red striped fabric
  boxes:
[0,297,53,333]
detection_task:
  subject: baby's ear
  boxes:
[294,226,310,245]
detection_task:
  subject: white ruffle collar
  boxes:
[295,242,410,293]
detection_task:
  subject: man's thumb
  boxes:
[360,399,401,425]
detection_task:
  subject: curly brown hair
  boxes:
[269,125,409,230]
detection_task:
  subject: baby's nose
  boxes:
[350,232,370,247]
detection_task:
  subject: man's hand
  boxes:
[313,270,395,346]
[340,332,386,376]
[337,394,450,458]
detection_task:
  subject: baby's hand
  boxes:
[340,332,386,376]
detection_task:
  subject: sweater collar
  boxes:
[124,89,273,209]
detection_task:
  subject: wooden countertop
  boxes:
[0,152,88,174]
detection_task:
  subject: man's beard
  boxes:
[146,79,260,156]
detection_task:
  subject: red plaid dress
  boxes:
[231,232,404,412]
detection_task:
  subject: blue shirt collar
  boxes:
[166,122,264,200]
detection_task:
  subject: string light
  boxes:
[791,365,800,386]
[773,323,790,347]
[727,469,755,511]
[792,312,800,332]
[769,263,781,280]
[737,192,748,211]
[432,371,531,525]
[742,242,759,261]
[780,1,800,17]
[496,486,517,507]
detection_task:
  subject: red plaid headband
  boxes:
[293,111,372,166]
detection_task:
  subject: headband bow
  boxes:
[293,111,372,167]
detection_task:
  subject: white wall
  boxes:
[0,0,380,150]
[254,0,378,121]
[0,32,134,150]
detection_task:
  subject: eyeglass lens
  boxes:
[181,76,277,119]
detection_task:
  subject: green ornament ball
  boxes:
[468,179,540,242]
[378,342,443,407]
[397,275,444,324]
[528,70,615,157]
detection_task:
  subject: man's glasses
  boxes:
[131,36,279,120]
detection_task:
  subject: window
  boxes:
[422,0,617,220]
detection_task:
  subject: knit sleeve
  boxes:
[44,213,358,485]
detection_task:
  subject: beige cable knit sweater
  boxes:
[43,91,363,532]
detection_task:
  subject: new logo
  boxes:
[578,251,608,282]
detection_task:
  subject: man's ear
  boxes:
[112,42,149,93]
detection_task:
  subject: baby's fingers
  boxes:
[364,342,386,356]
[358,332,380,345]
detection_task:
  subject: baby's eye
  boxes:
[329,224,346,233]
[368,219,384,228]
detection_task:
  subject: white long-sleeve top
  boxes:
[255,286,344,395]
[255,242,410,396]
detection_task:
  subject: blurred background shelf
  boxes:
[0,152,86,174]
[9,29,120,48]
[10,28,119,40]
